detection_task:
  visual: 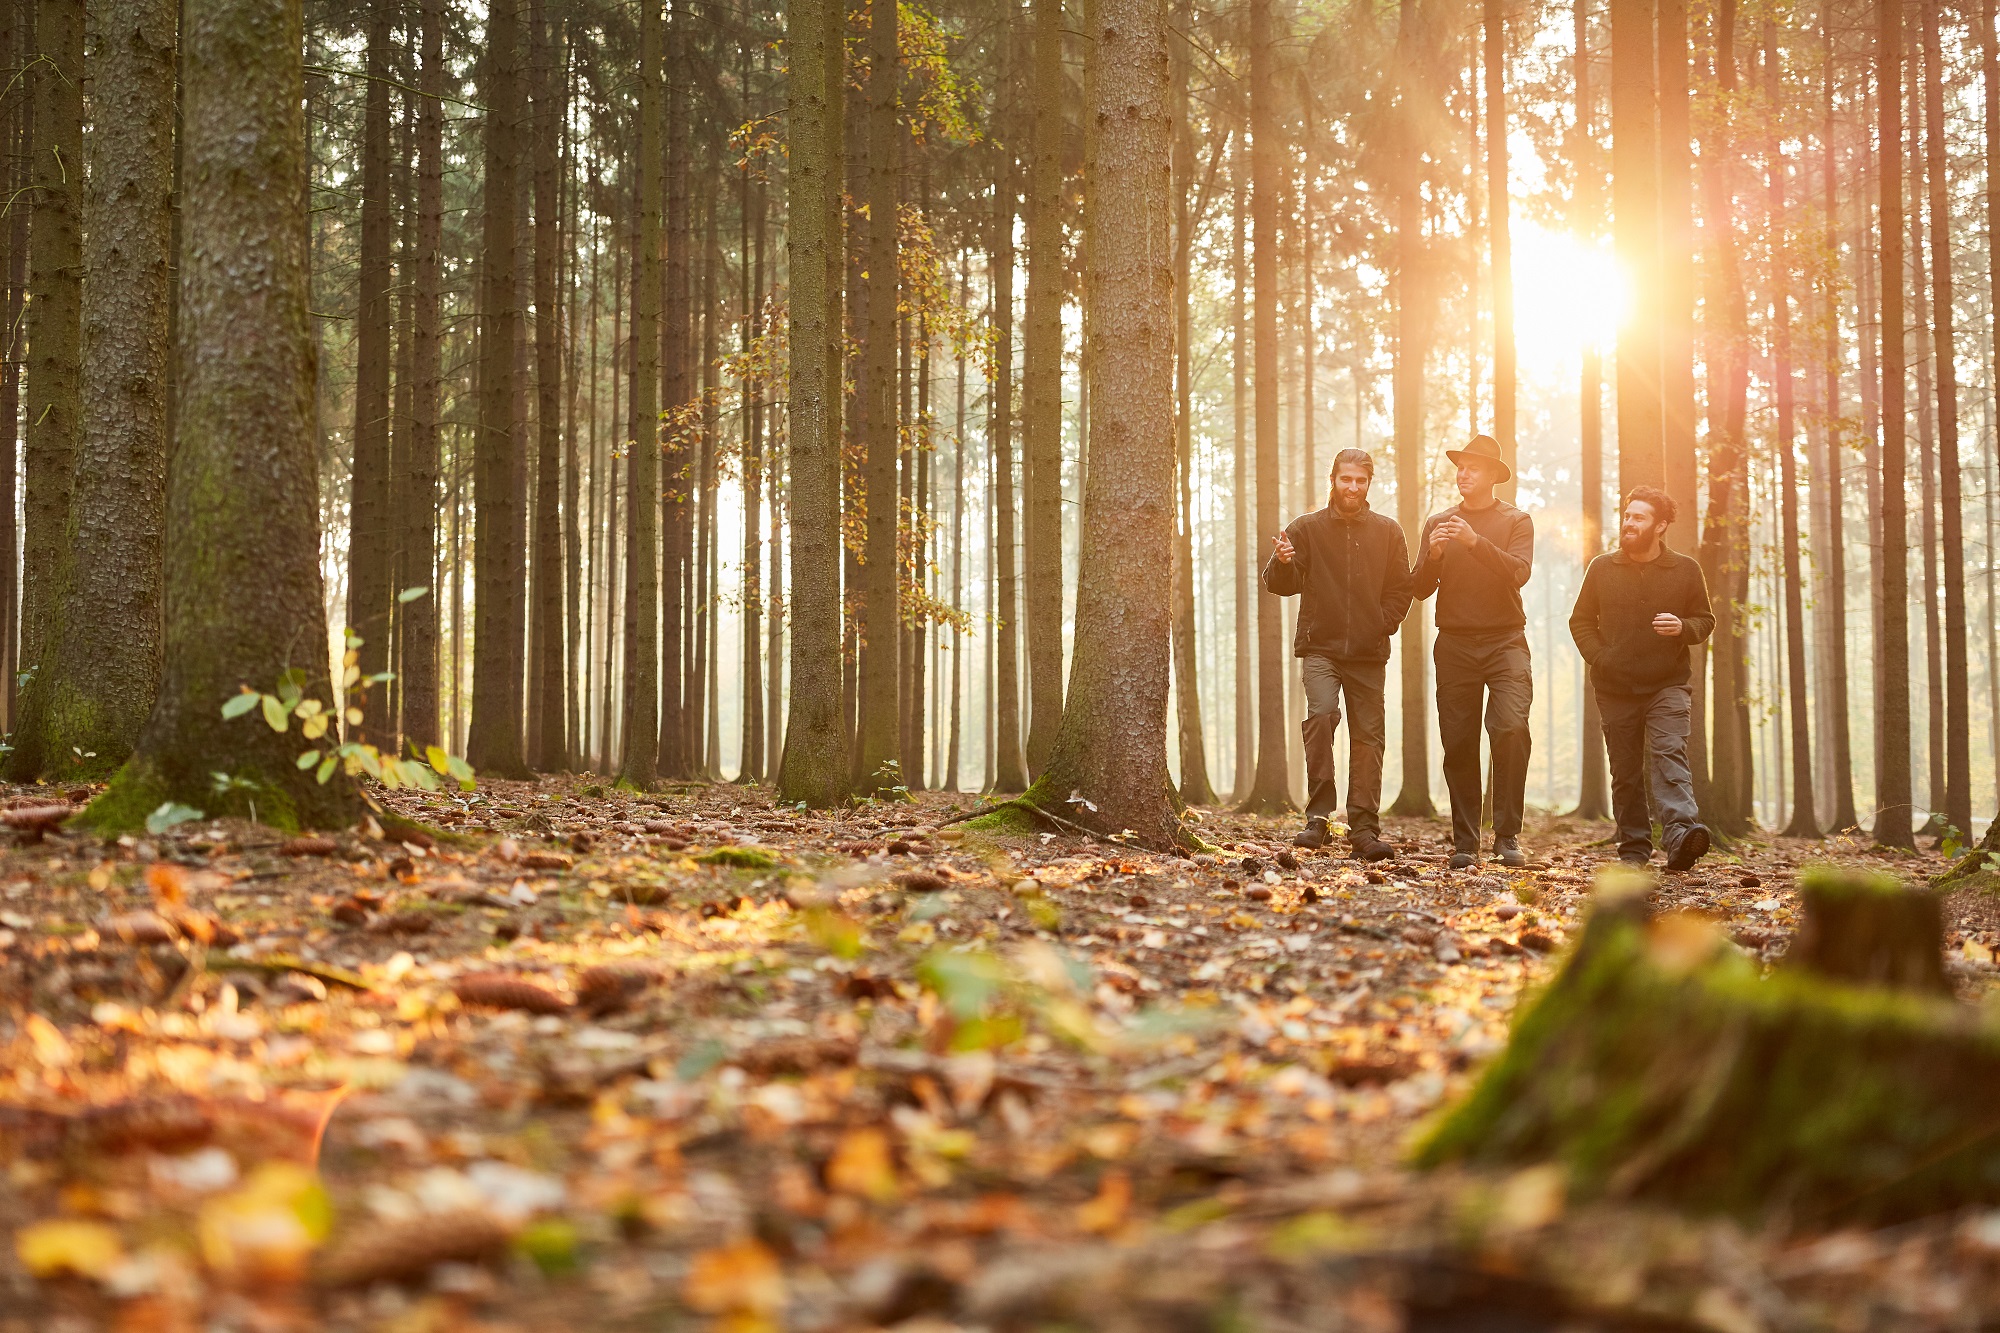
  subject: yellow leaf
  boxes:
[1076,1169,1131,1234]
[426,744,450,774]
[15,1219,123,1278]
[25,1012,73,1068]
[682,1237,785,1315]
[302,713,329,740]
[198,1162,329,1281]
[825,1127,899,1204]
[261,694,289,732]
[344,707,364,727]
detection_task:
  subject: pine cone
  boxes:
[71,1095,215,1155]
[4,804,72,842]
[317,1209,512,1287]
[575,964,659,1016]
[891,870,948,893]
[519,851,572,872]
[735,1034,858,1076]
[279,835,339,857]
[451,973,570,1015]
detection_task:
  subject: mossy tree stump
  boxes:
[1415,868,2000,1226]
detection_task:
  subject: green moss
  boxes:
[78,757,306,835]
[963,803,1038,836]
[1415,887,2000,1224]
[378,810,472,849]
[695,845,780,869]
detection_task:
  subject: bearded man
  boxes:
[1263,449,1413,859]
[1569,485,1715,870]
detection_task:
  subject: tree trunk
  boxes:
[990,126,1027,793]
[1983,0,2000,842]
[19,0,82,686]
[1170,0,1215,807]
[1768,25,1817,840]
[658,1,690,777]
[1387,0,1432,818]
[1573,0,1609,821]
[1908,74,1942,834]
[1875,0,1916,848]
[1484,0,1514,491]
[0,0,27,731]
[1022,0,1180,849]
[1610,0,1661,492]
[777,0,848,806]
[1920,0,1970,837]
[1232,164,1253,803]
[87,0,354,830]
[618,0,663,787]
[1021,0,1065,779]
[467,0,528,776]
[739,60,765,783]
[402,0,443,753]
[8,0,173,783]
[343,0,394,743]
[529,0,566,772]
[1239,0,1292,814]
[1816,5,1856,831]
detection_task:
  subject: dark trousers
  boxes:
[1434,631,1533,852]
[1300,655,1387,834]
[1596,684,1700,859]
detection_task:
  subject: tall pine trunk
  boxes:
[1874,0,1916,848]
[619,0,663,787]
[1816,4,1856,830]
[0,0,27,731]
[1170,0,1215,806]
[345,0,394,738]
[1387,0,1432,817]
[403,0,443,751]
[1573,0,1609,820]
[88,0,354,831]
[1611,0,1661,491]
[990,124,1027,792]
[529,0,566,771]
[659,1,691,776]
[1021,0,1065,779]
[1484,0,1514,486]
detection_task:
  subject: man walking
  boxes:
[1263,449,1412,858]
[1411,434,1534,869]
[1569,486,1714,870]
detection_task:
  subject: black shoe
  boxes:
[1493,837,1526,868]
[1293,818,1331,850]
[1352,835,1396,862]
[1617,851,1653,866]
[1665,824,1710,872]
[1448,851,1479,870]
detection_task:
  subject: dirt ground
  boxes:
[0,780,1996,1331]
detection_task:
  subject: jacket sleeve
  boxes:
[1379,522,1414,629]
[1469,510,1534,588]
[1408,515,1442,600]
[1678,560,1716,646]
[1261,519,1305,596]
[1568,559,1605,664]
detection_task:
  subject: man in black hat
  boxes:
[1569,486,1714,870]
[1411,434,1535,869]
[1263,448,1412,859]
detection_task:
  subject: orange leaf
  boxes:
[681,1237,785,1315]
[825,1126,900,1204]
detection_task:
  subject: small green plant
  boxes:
[870,759,912,802]
[221,629,474,793]
[1942,825,1967,860]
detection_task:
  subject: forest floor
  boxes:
[0,779,1997,1332]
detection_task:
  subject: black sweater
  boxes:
[1260,503,1413,662]
[1410,500,1535,633]
[1568,545,1716,694]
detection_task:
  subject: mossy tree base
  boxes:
[1416,869,2000,1226]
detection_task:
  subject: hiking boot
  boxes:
[1665,824,1711,872]
[1617,850,1653,866]
[1448,851,1479,871]
[1351,835,1396,862]
[1292,817,1331,850]
[1493,837,1526,868]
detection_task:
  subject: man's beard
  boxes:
[1333,494,1366,516]
[1619,527,1656,553]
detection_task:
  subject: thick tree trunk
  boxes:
[19,0,81,686]
[739,76,766,783]
[1768,27,1817,840]
[88,0,354,830]
[777,0,849,806]
[1021,0,1065,779]
[0,0,26,732]
[1023,0,1179,849]
[851,0,899,795]
[1238,0,1292,814]
[1610,0,1661,492]
[9,0,174,782]
[1984,0,2000,841]
[1170,5,1215,807]
[402,0,443,752]
[1875,0,1916,848]
[1387,0,1432,818]
[1920,0,1970,837]
[618,0,662,788]
[467,0,528,776]
[658,2,690,777]
[1816,6,1856,831]
[528,0,566,772]
[1658,0,1698,528]
[344,0,394,741]
[1483,0,1514,489]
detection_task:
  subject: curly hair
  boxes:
[1624,485,1677,525]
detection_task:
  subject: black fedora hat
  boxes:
[1444,433,1512,484]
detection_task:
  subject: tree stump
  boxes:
[1415,868,2000,1226]
[1783,870,1949,993]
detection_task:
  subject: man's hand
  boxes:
[1653,613,1683,637]
[1445,516,1478,549]
[1272,532,1295,564]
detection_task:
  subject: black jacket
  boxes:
[1261,503,1414,662]
[1569,545,1716,694]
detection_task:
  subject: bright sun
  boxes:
[1508,220,1629,378]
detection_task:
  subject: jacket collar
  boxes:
[1610,543,1681,567]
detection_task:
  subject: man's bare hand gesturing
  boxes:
[1272,532,1296,564]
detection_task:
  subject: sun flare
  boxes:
[1507,221,1629,376]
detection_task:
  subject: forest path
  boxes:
[0,779,1992,1329]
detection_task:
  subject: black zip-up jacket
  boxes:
[1260,502,1414,662]
[1568,545,1717,694]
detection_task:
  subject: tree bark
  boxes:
[739,55,766,782]
[0,0,28,732]
[1387,0,1432,818]
[529,0,566,771]
[990,121,1027,793]
[1022,0,1180,848]
[619,0,663,788]
[8,0,174,782]
[1232,163,1253,803]
[1484,0,1514,491]
[1021,0,1065,779]
[402,0,442,752]
[1610,0,1661,492]
[87,0,354,830]
[20,0,82,685]
[1875,0,1916,848]
[1170,0,1215,806]
[777,0,849,806]
[658,0,690,777]
[1983,0,2000,842]
[1573,0,1609,821]
[1658,0,1699,525]
[1816,5,1856,831]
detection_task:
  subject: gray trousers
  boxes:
[1301,655,1387,834]
[1596,684,1700,858]
[1434,631,1534,852]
